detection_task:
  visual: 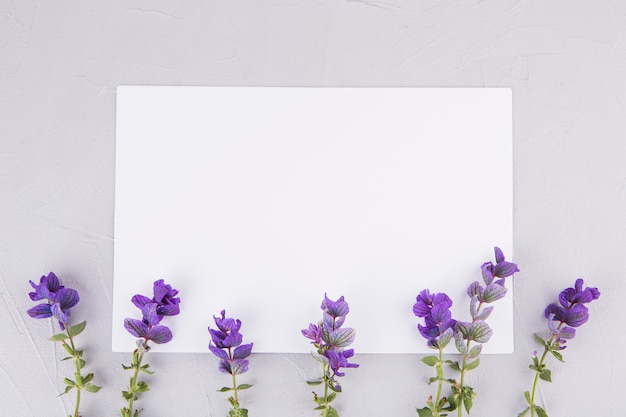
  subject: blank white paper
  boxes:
[113,86,513,354]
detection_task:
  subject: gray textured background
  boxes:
[0,1,620,416]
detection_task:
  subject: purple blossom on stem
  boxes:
[303,293,358,417]
[522,279,600,417]
[468,247,519,304]
[124,279,180,346]
[414,247,519,417]
[27,272,79,330]
[543,278,600,348]
[26,272,100,417]
[208,310,253,376]
[208,310,253,416]
[413,289,456,349]
[121,279,180,417]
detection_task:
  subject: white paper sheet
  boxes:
[113,86,513,354]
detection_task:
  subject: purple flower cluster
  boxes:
[27,272,79,330]
[302,294,359,379]
[208,310,253,375]
[413,290,456,349]
[468,247,520,303]
[544,278,600,349]
[124,279,180,345]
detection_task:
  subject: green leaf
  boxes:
[83,383,101,393]
[464,358,480,371]
[49,333,68,342]
[219,387,233,392]
[467,344,482,359]
[421,356,439,367]
[535,405,549,417]
[135,381,149,393]
[551,350,564,362]
[417,407,435,417]
[62,344,74,356]
[464,395,473,414]
[327,406,339,417]
[534,334,547,347]
[59,385,74,395]
[63,378,75,386]
[328,382,342,393]
[306,380,323,386]
[68,321,87,337]
[445,393,460,411]
[447,361,461,372]
[237,384,253,390]
[517,407,530,417]
[539,369,552,382]
[524,390,531,404]
[78,359,86,369]
[532,356,540,368]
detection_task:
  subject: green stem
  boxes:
[229,347,240,412]
[435,348,444,414]
[457,300,485,417]
[323,362,330,417]
[529,331,559,417]
[65,330,81,417]
[457,355,467,417]
[126,344,146,417]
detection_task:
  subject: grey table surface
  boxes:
[0,1,620,416]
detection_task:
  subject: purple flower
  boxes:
[27,272,79,330]
[414,290,456,348]
[324,348,359,377]
[131,278,181,322]
[29,272,63,301]
[125,279,179,346]
[481,247,519,285]
[302,323,323,344]
[544,279,600,348]
[124,318,173,344]
[208,310,253,375]
[557,278,600,308]
[303,293,358,376]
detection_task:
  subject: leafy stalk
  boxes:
[50,321,101,417]
[417,349,456,417]
[518,332,562,417]
[217,345,252,417]
[121,341,153,417]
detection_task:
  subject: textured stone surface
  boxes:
[0,1,619,416]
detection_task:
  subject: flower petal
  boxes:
[141,303,161,326]
[131,294,153,309]
[124,318,148,338]
[233,343,253,359]
[56,288,79,309]
[209,344,229,360]
[27,303,53,319]
[146,325,173,344]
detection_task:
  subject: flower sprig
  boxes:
[414,247,518,417]
[413,290,457,417]
[26,272,101,417]
[209,310,254,417]
[519,278,600,417]
[303,294,359,417]
[121,279,180,417]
